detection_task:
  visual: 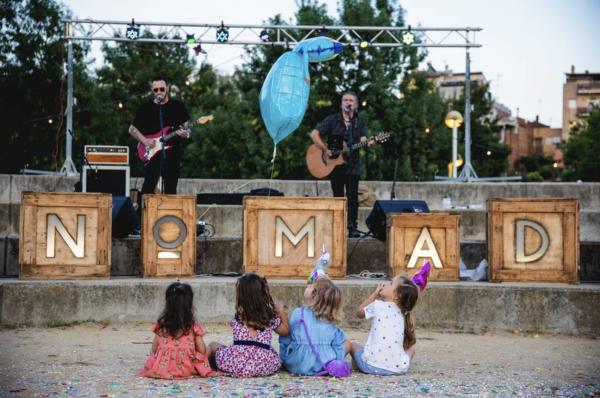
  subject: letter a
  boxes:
[406,227,443,269]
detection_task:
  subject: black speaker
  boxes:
[112,196,138,238]
[366,200,430,241]
[83,165,130,197]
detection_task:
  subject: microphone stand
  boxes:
[157,96,166,194]
[390,157,399,200]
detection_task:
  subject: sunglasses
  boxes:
[152,87,166,93]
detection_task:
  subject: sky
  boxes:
[63,0,600,127]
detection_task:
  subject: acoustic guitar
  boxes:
[136,115,214,163]
[306,132,391,178]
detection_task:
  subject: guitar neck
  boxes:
[161,118,198,142]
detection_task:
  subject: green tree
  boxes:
[561,108,600,181]
[0,0,91,173]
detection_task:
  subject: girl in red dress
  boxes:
[139,282,217,379]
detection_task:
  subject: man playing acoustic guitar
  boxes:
[309,91,371,238]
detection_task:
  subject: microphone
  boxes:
[155,95,163,104]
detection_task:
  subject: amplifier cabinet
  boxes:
[82,165,130,197]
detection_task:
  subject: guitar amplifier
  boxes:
[84,145,129,165]
[82,165,130,197]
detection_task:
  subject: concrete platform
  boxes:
[3,175,600,240]
[0,278,598,335]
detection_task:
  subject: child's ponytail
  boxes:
[395,276,419,351]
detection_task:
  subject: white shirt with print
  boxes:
[362,299,411,373]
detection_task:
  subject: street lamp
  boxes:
[445,110,464,178]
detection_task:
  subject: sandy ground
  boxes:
[0,322,598,397]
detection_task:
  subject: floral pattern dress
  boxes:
[139,322,215,379]
[215,317,282,377]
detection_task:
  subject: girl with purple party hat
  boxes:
[348,262,430,375]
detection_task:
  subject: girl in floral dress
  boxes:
[139,282,217,379]
[207,273,290,377]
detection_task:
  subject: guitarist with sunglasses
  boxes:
[128,75,192,201]
[309,91,372,238]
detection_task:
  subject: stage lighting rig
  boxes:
[186,34,196,45]
[259,29,270,42]
[401,26,415,46]
[125,19,140,40]
[216,21,229,43]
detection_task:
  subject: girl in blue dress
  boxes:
[279,277,350,375]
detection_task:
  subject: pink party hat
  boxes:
[411,261,431,291]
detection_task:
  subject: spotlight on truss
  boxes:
[216,21,229,43]
[317,27,328,37]
[193,44,206,55]
[125,19,140,40]
[259,29,270,42]
[401,25,415,46]
[186,34,196,45]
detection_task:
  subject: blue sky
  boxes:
[64,0,600,127]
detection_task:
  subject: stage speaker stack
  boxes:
[366,200,430,241]
[82,145,130,197]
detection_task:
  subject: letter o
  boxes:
[153,215,187,249]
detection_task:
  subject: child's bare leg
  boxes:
[406,345,416,360]
[343,340,362,356]
[206,342,224,358]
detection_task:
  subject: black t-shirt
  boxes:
[132,98,190,156]
[315,112,367,175]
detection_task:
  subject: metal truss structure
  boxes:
[49,19,492,181]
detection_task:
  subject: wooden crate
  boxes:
[488,198,579,283]
[19,192,111,279]
[243,196,347,279]
[141,195,196,278]
[388,213,460,281]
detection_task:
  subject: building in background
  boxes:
[563,66,600,139]
[431,67,487,100]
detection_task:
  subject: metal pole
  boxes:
[59,21,78,176]
[452,125,458,178]
[458,43,478,181]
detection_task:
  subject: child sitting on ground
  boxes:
[139,282,217,379]
[279,277,351,375]
[207,273,289,377]
[349,276,420,375]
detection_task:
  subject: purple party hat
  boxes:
[411,261,431,291]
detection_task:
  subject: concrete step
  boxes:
[1,236,599,282]
[1,277,598,335]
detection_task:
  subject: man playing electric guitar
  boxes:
[309,91,372,237]
[128,75,191,198]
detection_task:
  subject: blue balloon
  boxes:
[293,37,344,63]
[260,51,310,145]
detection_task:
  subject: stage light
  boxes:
[193,45,206,55]
[486,150,492,156]
[362,100,367,107]
[186,34,196,45]
[425,127,430,133]
[48,118,53,124]
[185,80,190,86]
[359,41,368,49]
[445,111,463,178]
[260,29,270,42]
[553,162,558,168]
[401,25,415,46]
[125,19,140,40]
[216,21,229,43]
[318,27,328,37]
[117,101,123,109]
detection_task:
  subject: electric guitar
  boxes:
[136,115,214,163]
[306,132,391,178]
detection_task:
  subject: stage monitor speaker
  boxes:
[112,196,138,238]
[366,200,429,241]
[82,165,130,197]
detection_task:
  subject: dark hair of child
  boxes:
[235,273,278,331]
[156,282,195,338]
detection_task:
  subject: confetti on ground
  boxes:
[0,323,598,397]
